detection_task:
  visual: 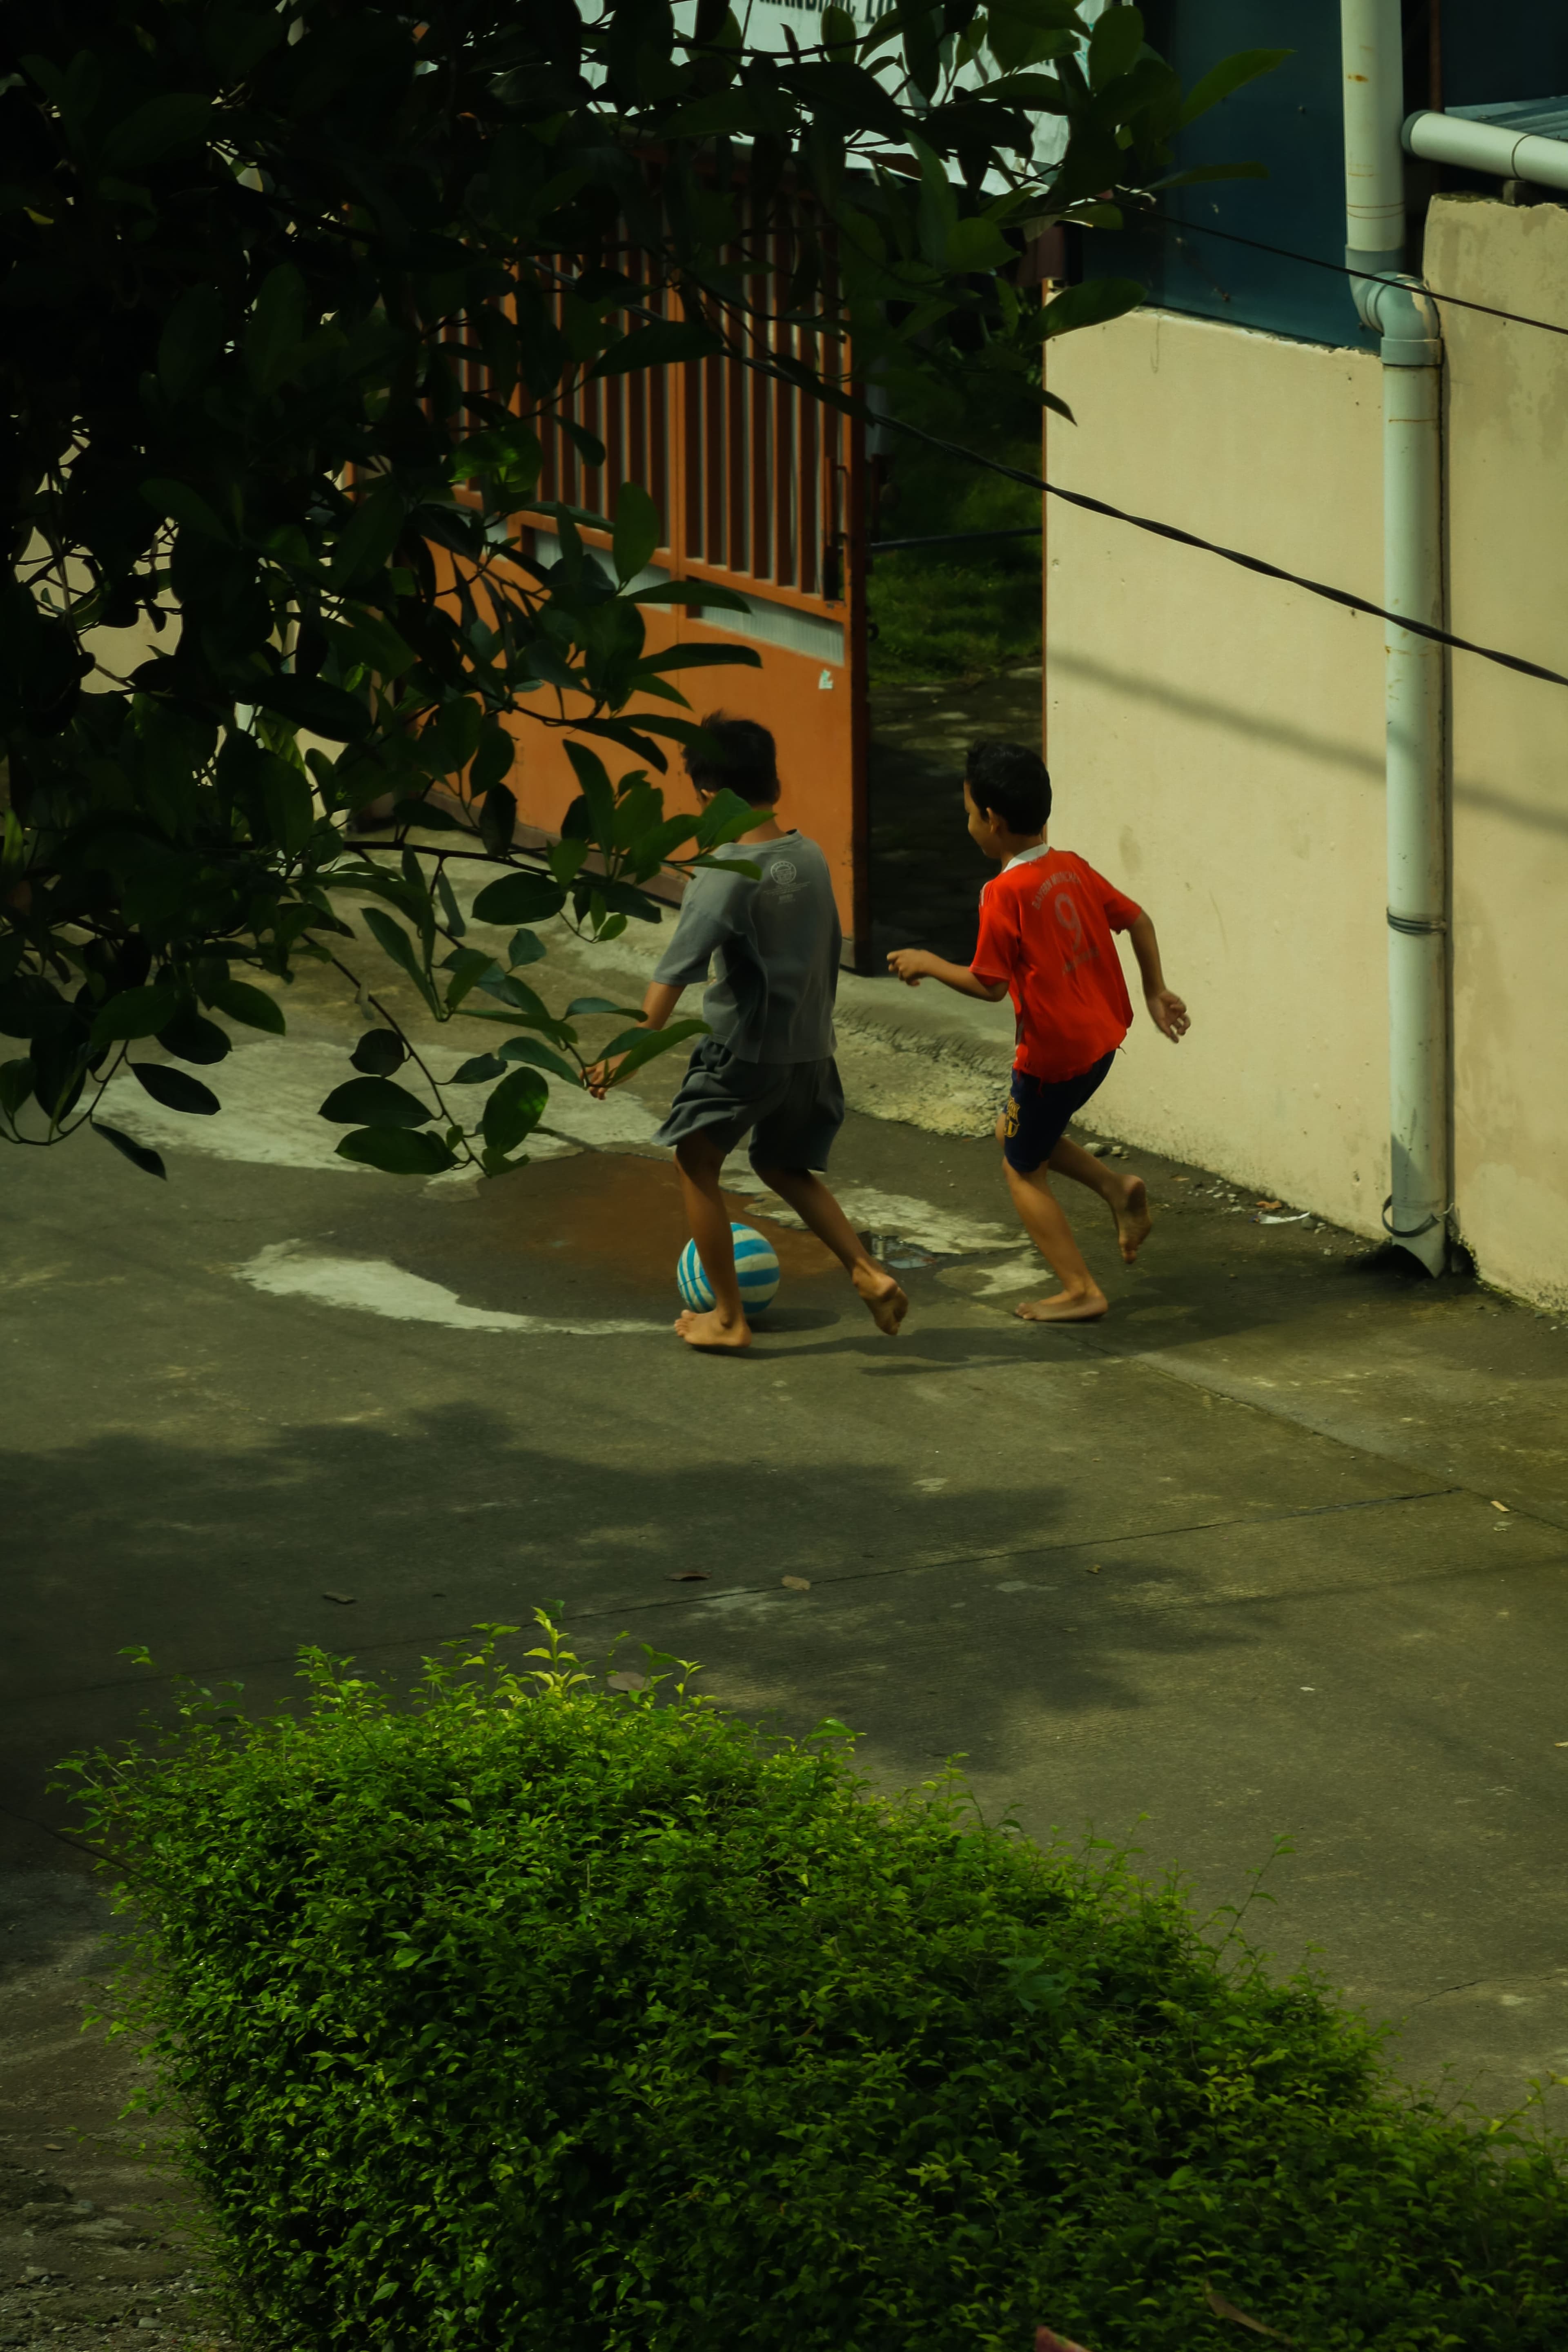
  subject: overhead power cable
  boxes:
[868,524,1041,551]
[526,255,1568,692]
[1138,212,1568,341]
[877,411,1568,692]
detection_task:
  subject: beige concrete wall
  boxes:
[1042,310,1390,1238]
[1423,196,1568,1312]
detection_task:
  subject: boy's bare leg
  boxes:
[1048,1135,1153,1265]
[1003,1159,1109,1323]
[753,1163,908,1335]
[673,1134,751,1350]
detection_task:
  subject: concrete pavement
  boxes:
[5,880,1568,2293]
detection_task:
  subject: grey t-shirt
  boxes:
[652,831,840,1064]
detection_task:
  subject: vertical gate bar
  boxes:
[650,359,670,552]
[772,226,793,586]
[683,336,704,569]
[750,223,772,580]
[604,367,625,506]
[703,342,724,565]
[798,319,820,595]
[845,391,872,965]
[725,291,747,576]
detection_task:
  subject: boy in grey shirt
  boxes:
[592,715,907,1351]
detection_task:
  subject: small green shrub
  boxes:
[65,1621,1568,2352]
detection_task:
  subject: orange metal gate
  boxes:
[500,236,870,959]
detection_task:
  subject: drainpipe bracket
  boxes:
[1386,909,1446,935]
[1380,331,1442,368]
[1381,1197,1451,1241]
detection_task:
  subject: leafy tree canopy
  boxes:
[0,0,1282,1179]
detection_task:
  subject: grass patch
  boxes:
[869,371,1042,686]
[65,1620,1568,2351]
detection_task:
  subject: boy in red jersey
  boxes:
[888,741,1189,1323]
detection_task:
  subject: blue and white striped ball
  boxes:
[677,1224,781,1314]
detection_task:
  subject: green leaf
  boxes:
[612,481,662,584]
[130,1062,220,1116]
[548,837,591,887]
[90,984,182,1049]
[471,871,566,927]
[563,741,617,850]
[586,321,723,381]
[943,216,1017,274]
[566,997,641,1019]
[245,263,307,395]
[1088,4,1143,91]
[93,1121,167,1179]
[506,929,547,970]
[157,1004,230,1065]
[209,980,285,1034]
[635,641,762,676]
[693,786,760,848]
[662,89,763,139]
[1040,278,1146,338]
[822,4,857,55]
[421,699,483,779]
[629,579,752,613]
[0,1057,35,1119]
[255,675,371,742]
[434,867,466,941]
[470,726,516,800]
[441,947,501,1013]
[350,1028,407,1075]
[912,137,958,271]
[262,754,317,856]
[331,488,405,588]
[1178,47,1291,129]
[335,1127,459,1175]
[481,1066,548,1156]
[984,0,1084,72]
[140,478,230,543]
[318,1076,434,1129]
[341,606,418,680]
[158,285,225,401]
[446,1054,507,1086]
[476,971,552,1023]
[498,1037,582,1086]
[101,92,213,170]
[597,1018,707,1080]
[361,909,439,1014]
[479,784,517,857]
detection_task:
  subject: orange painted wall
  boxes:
[498,597,862,944]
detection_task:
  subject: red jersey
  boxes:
[971,846,1142,1082]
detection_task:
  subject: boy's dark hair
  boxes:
[683,713,781,805]
[965,740,1051,834]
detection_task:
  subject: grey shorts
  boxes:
[654,1039,845,1172]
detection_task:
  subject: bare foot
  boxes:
[1014,1289,1108,1324]
[1112,1175,1153,1265]
[851,1262,909,1334]
[674,1308,752,1351]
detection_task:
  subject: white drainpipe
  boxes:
[1341,0,1450,1274]
[1404,107,1568,193]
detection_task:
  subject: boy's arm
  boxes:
[584,979,684,1096]
[886,948,1009,1002]
[1125,912,1189,1042]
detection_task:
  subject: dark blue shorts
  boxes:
[1000,1051,1116,1174]
[655,1039,844,1173]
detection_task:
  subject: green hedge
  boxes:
[67,1621,1568,2352]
